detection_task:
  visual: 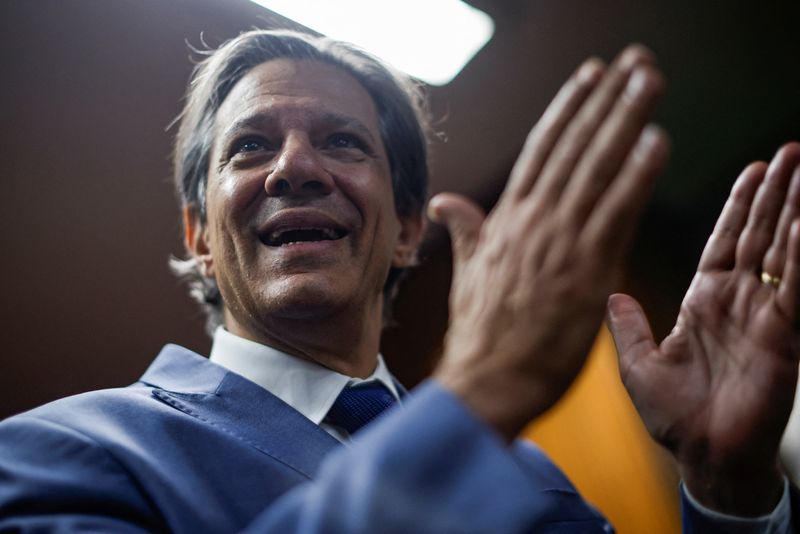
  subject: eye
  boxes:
[232,137,267,154]
[326,133,364,150]
[218,135,275,171]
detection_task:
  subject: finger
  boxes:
[697,162,767,272]
[579,124,669,263]
[531,44,656,207]
[606,293,658,377]
[776,218,800,321]
[737,144,800,271]
[558,64,664,230]
[763,145,800,277]
[503,58,605,200]
[428,193,486,266]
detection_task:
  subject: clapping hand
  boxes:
[431,46,668,440]
[607,144,800,515]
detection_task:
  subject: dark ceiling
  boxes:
[1,0,799,419]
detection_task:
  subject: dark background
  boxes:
[2,0,799,419]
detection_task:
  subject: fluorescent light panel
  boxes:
[250,0,494,85]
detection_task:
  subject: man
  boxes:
[0,29,797,532]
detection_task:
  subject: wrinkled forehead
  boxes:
[213,58,382,141]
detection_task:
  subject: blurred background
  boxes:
[2,1,799,531]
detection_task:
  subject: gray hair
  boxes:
[169,29,431,335]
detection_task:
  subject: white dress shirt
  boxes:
[208,326,401,442]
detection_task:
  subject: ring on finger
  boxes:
[760,271,781,287]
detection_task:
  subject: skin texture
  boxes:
[607,144,800,514]
[431,45,669,439]
[185,59,423,378]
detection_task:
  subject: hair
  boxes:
[169,29,431,335]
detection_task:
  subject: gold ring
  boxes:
[761,271,781,287]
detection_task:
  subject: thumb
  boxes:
[606,293,658,378]
[428,193,486,265]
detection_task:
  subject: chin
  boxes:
[259,274,351,321]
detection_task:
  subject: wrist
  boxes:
[434,361,554,442]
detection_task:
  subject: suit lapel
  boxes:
[140,345,341,479]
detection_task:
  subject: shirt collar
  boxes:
[208,326,401,425]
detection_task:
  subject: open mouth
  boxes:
[261,226,348,247]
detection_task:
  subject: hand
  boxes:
[430,45,669,441]
[607,144,800,515]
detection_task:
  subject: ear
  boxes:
[392,210,425,268]
[182,205,215,279]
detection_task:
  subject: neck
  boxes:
[224,302,384,378]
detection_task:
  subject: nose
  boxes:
[264,135,334,197]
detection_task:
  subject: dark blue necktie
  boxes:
[325,382,397,435]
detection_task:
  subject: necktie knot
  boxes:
[325,382,396,435]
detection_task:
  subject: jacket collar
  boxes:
[138,344,341,479]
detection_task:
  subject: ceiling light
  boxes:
[249,0,494,85]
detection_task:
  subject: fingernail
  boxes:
[577,58,603,85]
[625,69,650,99]
[619,44,654,73]
[426,198,443,222]
[634,125,663,158]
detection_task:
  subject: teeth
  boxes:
[266,226,343,244]
[269,226,336,241]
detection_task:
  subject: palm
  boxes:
[624,268,797,467]
[608,145,800,507]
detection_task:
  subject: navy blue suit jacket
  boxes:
[2,344,792,532]
[0,345,611,532]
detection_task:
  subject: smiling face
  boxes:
[186,59,422,348]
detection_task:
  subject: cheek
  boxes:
[214,169,265,213]
[205,171,265,247]
[203,185,251,265]
[332,161,395,213]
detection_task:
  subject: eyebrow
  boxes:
[221,110,379,145]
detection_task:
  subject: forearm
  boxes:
[247,380,610,532]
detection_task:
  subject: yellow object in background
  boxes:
[523,327,680,534]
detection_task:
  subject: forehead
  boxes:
[214,58,381,138]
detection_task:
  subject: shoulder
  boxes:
[0,379,173,481]
[2,376,170,443]
[0,386,167,529]
[0,343,212,489]
[0,343,225,445]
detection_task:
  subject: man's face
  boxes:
[188,59,421,341]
